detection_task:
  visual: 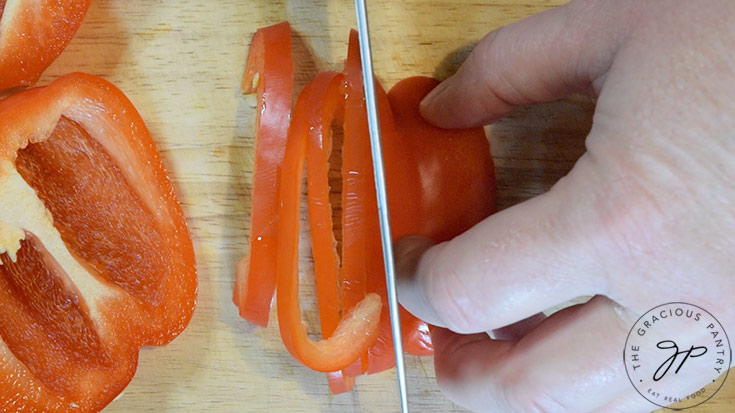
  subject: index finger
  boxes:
[420,0,630,128]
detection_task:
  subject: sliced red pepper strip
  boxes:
[305,72,344,339]
[301,71,356,388]
[234,21,293,327]
[0,0,90,91]
[277,71,381,373]
[0,72,197,411]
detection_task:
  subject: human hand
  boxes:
[396,0,735,411]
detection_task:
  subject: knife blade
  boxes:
[353,1,409,412]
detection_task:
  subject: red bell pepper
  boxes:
[0,72,197,411]
[276,70,382,373]
[386,75,496,358]
[388,76,496,241]
[340,31,424,374]
[341,29,388,375]
[299,72,358,388]
[237,23,495,392]
[362,75,497,372]
[341,32,497,374]
[327,370,356,394]
[0,0,91,91]
[234,21,293,327]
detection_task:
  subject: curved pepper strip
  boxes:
[305,72,343,340]
[0,73,197,411]
[301,72,357,390]
[277,70,382,373]
[234,21,293,327]
[327,370,356,394]
[0,0,91,91]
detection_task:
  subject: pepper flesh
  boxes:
[276,71,381,373]
[0,72,197,411]
[388,76,496,242]
[300,73,358,387]
[341,29,387,375]
[0,0,91,91]
[234,21,293,327]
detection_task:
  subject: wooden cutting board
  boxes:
[31,0,733,411]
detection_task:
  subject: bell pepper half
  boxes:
[0,0,91,91]
[0,72,197,411]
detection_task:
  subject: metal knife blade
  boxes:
[353,1,409,412]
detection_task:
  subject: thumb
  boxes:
[421,0,632,128]
[396,154,613,334]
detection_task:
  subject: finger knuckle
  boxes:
[590,173,668,276]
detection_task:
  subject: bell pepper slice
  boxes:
[304,72,343,340]
[0,72,197,411]
[234,21,293,327]
[0,0,91,91]
[277,70,381,373]
[301,72,358,390]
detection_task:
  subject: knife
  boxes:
[353,1,409,412]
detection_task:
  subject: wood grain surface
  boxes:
[21,0,733,411]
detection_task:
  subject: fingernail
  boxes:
[394,235,435,281]
[420,79,451,114]
[490,312,546,341]
[394,236,446,327]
